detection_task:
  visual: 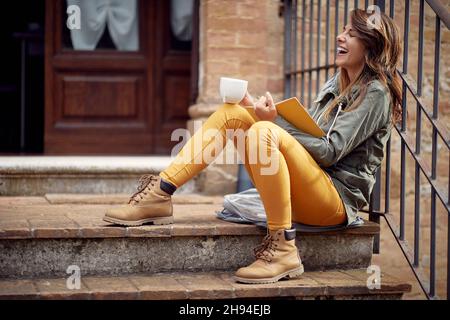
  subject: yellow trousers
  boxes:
[160,103,346,229]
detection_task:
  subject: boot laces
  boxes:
[253,233,278,263]
[128,174,158,204]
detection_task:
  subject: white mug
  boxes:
[219,77,248,104]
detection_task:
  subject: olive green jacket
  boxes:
[274,71,392,226]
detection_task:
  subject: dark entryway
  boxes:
[0,1,45,153]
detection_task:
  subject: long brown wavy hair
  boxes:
[321,8,402,126]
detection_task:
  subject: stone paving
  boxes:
[0,194,380,240]
[0,194,265,239]
[0,194,413,300]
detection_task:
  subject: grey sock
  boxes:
[160,178,177,195]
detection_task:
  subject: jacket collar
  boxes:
[313,74,339,103]
[314,71,361,104]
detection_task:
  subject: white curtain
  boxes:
[170,0,193,41]
[67,0,138,51]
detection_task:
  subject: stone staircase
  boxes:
[0,193,411,300]
[0,157,411,299]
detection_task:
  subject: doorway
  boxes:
[45,0,197,155]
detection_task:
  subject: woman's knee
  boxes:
[247,121,280,144]
[214,103,253,121]
[245,121,281,156]
[249,120,278,131]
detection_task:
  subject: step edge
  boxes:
[0,271,412,300]
[0,156,173,175]
[0,223,379,240]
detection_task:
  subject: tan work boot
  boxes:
[234,228,304,284]
[103,174,173,226]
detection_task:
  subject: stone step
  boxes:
[0,195,379,279]
[0,156,196,196]
[0,270,411,300]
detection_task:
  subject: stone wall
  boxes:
[189,0,284,194]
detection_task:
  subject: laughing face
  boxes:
[335,24,367,72]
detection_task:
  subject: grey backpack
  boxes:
[216,188,364,232]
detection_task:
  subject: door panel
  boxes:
[163,74,191,123]
[152,0,192,153]
[60,74,142,118]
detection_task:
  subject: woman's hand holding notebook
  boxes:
[275,97,325,138]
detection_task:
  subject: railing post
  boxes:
[292,0,298,97]
[370,0,385,256]
[369,169,382,254]
[375,0,385,12]
[371,0,386,255]
[284,0,292,99]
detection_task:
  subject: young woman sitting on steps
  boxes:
[104,9,402,284]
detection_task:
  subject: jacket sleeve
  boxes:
[278,86,391,168]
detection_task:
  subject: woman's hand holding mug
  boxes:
[239,91,255,108]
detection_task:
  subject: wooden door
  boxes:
[45,0,193,154]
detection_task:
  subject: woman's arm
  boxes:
[278,86,391,167]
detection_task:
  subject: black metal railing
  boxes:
[283,0,450,299]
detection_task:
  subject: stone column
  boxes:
[188,0,284,195]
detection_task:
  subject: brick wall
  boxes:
[196,0,284,107]
[189,0,284,194]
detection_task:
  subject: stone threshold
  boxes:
[0,156,173,175]
[0,196,379,240]
[0,156,197,195]
[0,270,411,300]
